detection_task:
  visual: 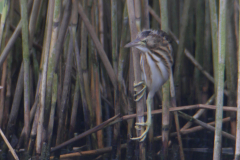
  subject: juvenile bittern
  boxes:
[125,30,173,141]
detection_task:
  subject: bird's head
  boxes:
[125,29,171,52]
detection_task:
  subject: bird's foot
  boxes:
[133,81,146,101]
[131,121,151,141]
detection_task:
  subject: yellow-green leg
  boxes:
[134,81,146,101]
[131,96,152,141]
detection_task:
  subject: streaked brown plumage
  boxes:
[125,29,173,141]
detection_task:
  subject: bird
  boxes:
[125,29,173,141]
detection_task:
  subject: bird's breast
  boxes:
[140,52,170,94]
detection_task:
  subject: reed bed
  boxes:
[0,0,239,160]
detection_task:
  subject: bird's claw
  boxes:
[133,81,146,101]
[131,121,151,142]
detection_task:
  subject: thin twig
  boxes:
[178,111,235,140]
[51,114,120,152]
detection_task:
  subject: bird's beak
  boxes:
[124,38,142,48]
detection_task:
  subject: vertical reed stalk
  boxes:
[159,1,170,159]
[69,75,79,139]
[44,0,61,143]
[6,64,24,137]
[170,73,185,160]
[126,0,146,159]
[111,0,121,159]
[234,2,240,158]
[202,0,211,105]
[225,0,237,136]
[17,0,42,153]
[209,0,219,93]
[28,0,42,47]
[213,0,226,159]
[93,0,104,150]
[0,60,7,128]
[173,0,191,102]
[47,73,57,157]
[194,0,204,103]
[88,0,98,149]
[20,0,31,155]
[0,0,9,49]
[0,4,10,129]
[111,0,118,74]
[141,0,149,29]
[36,0,54,155]
[79,0,93,149]
[54,0,71,72]
[73,25,92,152]
[56,32,73,145]
[68,0,78,142]
[134,0,141,31]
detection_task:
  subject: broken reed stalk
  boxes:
[0,128,19,160]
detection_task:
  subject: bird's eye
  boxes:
[142,39,147,43]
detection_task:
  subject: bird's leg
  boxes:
[133,81,146,101]
[131,96,152,141]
